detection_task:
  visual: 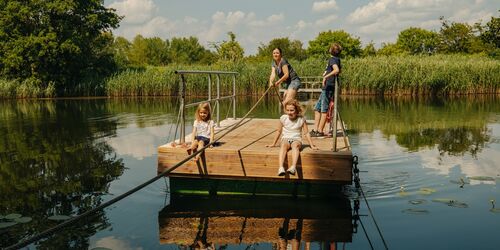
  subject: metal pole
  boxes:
[208,74,212,101]
[232,74,236,119]
[180,74,186,144]
[216,74,220,127]
[332,78,339,151]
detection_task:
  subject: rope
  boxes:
[5,84,276,250]
[353,156,389,250]
[358,185,389,250]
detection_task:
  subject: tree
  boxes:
[0,0,121,94]
[480,15,500,49]
[377,43,406,56]
[307,30,362,58]
[438,17,475,53]
[257,37,306,61]
[128,35,149,66]
[113,36,132,68]
[145,37,170,66]
[169,36,216,64]
[362,41,377,57]
[397,27,439,54]
[214,32,245,62]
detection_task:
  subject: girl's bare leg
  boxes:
[290,141,301,168]
[194,140,205,160]
[278,142,290,174]
[187,139,198,155]
[314,110,321,131]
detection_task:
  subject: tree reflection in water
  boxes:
[341,95,498,157]
[0,100,124,249]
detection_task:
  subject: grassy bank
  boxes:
[1,55,499,98]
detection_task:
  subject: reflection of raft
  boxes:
[158,195,353,245]
[158,118,353,196]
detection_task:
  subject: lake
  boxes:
[0,95,499,249]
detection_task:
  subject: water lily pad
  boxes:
[402,208,429,215]
[409,199,427,205]
[468,176,495,181]
[14,217,32,223]
[5,213,22,220]
[419,188,436,195]
[398,191,410,197]
[490,208,500,213]
[0,222,18,229]
[90,248,113,250]
[432,198,468,208]
[48,215,72,221]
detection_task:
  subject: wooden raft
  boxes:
[158,118,352,184]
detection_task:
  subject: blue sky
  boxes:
[105,0,497,55]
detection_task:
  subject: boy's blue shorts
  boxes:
[314,89,333,113]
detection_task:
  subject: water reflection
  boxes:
[341,96,498,157]
[158,195,354,249]
[0,100,124,248]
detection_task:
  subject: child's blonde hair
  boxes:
[195,103,211,121]
[284,99,303,116]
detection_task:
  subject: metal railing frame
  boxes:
[175,70,238,144]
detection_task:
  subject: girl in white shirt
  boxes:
[266,99,318,176]
[188,103,215,161]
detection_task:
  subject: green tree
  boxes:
[362,41,377,57]
[0,0,121,94]
[480,15,500,48]
[377,42,406,56]
[257,37,306,61]
[113,36,132,68]
[128,35,149,66]
[397,27,439,54]
[214,32,245,62]
[438,17,475,53]
[307,30,362,58]
[145,37,170,66]
[169,36,216,64]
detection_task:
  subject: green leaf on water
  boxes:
[419,188,436,195]
[0,222,18,229]
[5,213,22,220]
[402,208,430,215]
[468,176,495,181]
[490,208,500,213]
[91,248,113,250]
[14,217,32,223]
[398,191,410,197]
[432,198,468,208]
[409,199,427,205]
[48,215,71,221]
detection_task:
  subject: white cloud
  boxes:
[345,0,493,46]
[108,0,156,24]
[312,0,339,12]
[315,14,338,26]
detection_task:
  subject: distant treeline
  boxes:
[0,1,499,98]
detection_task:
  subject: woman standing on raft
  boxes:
[268,48,301,106]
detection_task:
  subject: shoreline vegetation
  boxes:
[2,55,498,98]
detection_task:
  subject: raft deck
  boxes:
[158,118,352,184]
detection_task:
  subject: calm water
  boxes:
[0,96,499,249]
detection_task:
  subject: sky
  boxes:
[104,0,497,55]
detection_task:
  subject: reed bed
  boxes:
[1,55,499,98]
[105,55,500,97]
